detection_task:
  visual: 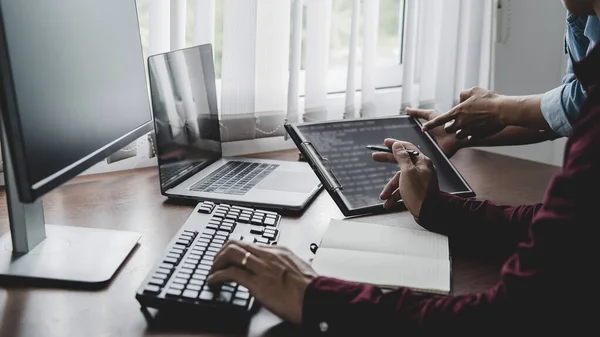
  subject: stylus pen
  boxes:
[366,145,420,156]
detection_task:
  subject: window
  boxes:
[135,0,405,94]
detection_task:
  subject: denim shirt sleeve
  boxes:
[540,13,592,137]
[540,59,583,137]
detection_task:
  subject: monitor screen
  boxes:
[294,116,472,211]
[147,45,222,191]
[0,0,153,202]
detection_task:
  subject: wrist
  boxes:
[497,95,520,127]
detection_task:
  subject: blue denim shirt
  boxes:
[540,13,600,137]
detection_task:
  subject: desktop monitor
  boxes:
[0,0,153,286]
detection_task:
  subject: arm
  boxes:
[418,192,542,258]
[301,102,600,336]
[466,126,558,147]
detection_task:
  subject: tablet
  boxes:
[285,115,475,217]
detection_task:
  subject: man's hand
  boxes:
[421,87,506,141]
[372,139,439,219]
[407,108,469,158]
[208,241,317,324]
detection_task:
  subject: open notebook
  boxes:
[311,219,451,295]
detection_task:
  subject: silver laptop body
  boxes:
[148,44,321,212]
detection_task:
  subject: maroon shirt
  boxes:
[301,44,600,335]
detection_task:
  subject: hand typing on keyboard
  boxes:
[207,240,317,324]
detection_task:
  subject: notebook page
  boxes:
[312,247,451,294]
[320,219,449,260]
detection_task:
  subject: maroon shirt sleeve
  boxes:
[301,100,600,335]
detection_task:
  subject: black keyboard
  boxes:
[135,201,281,317]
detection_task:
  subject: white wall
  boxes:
[480,0,568,166]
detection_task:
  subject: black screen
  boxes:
[148,45,221,191]
[295,117,470,210]
[0,0,153,190]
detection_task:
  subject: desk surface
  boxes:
[0,149,559,337]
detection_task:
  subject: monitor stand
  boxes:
[0,125,140,288]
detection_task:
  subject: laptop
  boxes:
[147,44,322,213]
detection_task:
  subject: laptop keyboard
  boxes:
[189,161,278,196]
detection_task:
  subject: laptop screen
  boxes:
[148,44,222,191]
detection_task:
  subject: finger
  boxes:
[383,138,400,147]
[422,111,455,131]
[372,151,396,164]
[383,189,402,209]
[207,266,256,287]
[406,108,434,121]
[211,242,268,274]
[380,171,401,200]
[415,154,434,171]
[444,120,461,134]
[392,140,420,153]
[391,142,416,170]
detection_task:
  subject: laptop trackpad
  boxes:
[255,171,316,193]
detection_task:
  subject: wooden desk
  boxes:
[0,149,559,337]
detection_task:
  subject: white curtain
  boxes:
[401,0,494,113]
[136,0,494,145]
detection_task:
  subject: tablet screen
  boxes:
[294,116,471,211]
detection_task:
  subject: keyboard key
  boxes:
[225,214,238,221]
[183,263,196,269]
[263,232,276,240]
[205,246,221,254]
[220,225,234,233]
[193,270,209,277]
[237,217,251,223]
[254,212,266,219]
[216,291,233,303]
[214,212,226,218]
[200,233,212,240]
[206,224,219,231]
[182,290,199,299]
[222,219,235,225]
[189,278,205,286]
[225,281,238,288]
[250,226,264,235]
[159,263,174,270]
[212,238,225,245]
[238,285,249,293]
[250,218,263,226]
[180,233,194,240]
[170,283,185,291]
[203,229,216,236]
[172,244,187,251]
[148,278,165,286]
[264,217,277,226]
[186,258,200,265]
[197,264,211,271]
[188,252,202,259]
[221,285,236,292]
[164,256,178,264]
[199,259,212,266]
[166,289,182,297]
[183,230,197,236]
[254,237,269,245]
[232,299,247,307]
[235,291,250,300]
[172,277,188,285]
[170,248,184,254]
[204,251,217,257]
[180,267,194,274]
[203,255,214,262]
[166,253,180,260]
[199,290,215,301]
[177,272,191,279]
[186,284,202,291]
[198,238,211,244]
[144,285,160,294]
[197,206,213,214]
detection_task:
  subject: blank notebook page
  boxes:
[312,219,451,294]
